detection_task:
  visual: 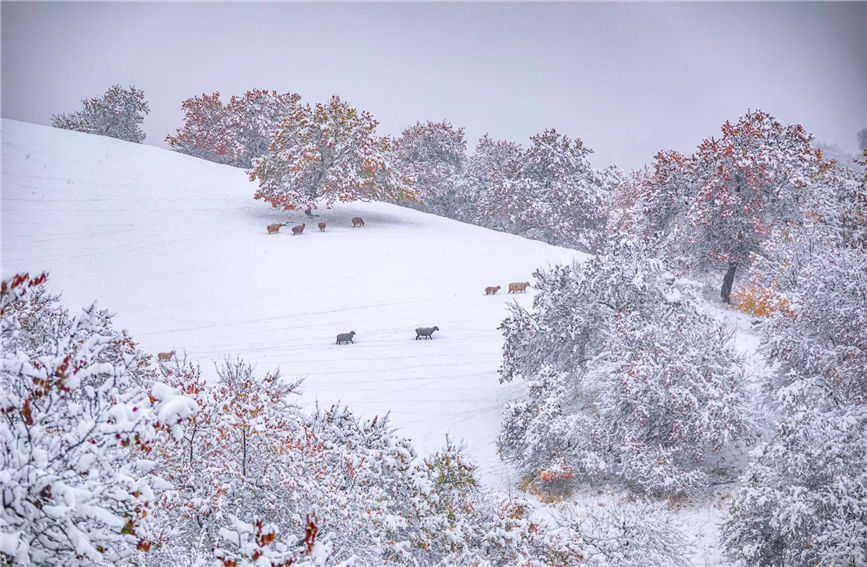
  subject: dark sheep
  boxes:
[336,331,356,345]
[415,326,439,340]
[351,217,365,228]
[292,223,306,235]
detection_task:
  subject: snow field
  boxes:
[1,119,583,486]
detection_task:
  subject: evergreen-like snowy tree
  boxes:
[251,96,414,213]
[464,130,616,251]
[51,85,150,143]
[392,120,469,219]
[464,135,525,233]
[498,246,756,494]
[0,274,196,566]
[517,129,615,251]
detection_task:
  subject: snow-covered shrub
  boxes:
[143,359,558,566]
[499,246,757,494]
[553,498,694,567]
[410,439,554,567]
[0,273,196,566]
[723,400,867,567]
[213,515,354,567]
[52,84,149,143]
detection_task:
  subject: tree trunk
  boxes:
[304,207,314,217]
[241,428,247,478]
[721,263,737,304]
[188,428,196,465]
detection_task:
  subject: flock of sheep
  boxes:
[153,217,533,362]
[332,281,531,347]
[266,216,365,235]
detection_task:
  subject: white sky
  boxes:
[2,2,865,171]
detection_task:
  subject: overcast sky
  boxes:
[2,2,864,171]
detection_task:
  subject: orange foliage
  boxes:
[732,284,793,317]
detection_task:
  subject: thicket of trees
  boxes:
[496,113,866,564]
[164,90,618,249]
[719,162,867,566]
[52,85,149,143]
[498,246,757,496]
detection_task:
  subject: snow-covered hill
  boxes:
[1,119,583,486]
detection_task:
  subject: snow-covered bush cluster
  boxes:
[51,84,149,143]
[721,172,867,566]
[498,245,757,495]
[144,356,567,567]
[552,497,694,567]
[0,273,196,566]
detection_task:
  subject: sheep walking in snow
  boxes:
[351,217,365,228]
[318,222,326,232]
[336,331,356,345]
[266,223,285,234]
[508,282,530,293]
[485,286,501,295]
[292,223,306,235]
[157,350,175,362]
[415,326,439,340]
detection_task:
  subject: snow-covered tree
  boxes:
[166,89,301,168]
[52,85,149,143]
[463,130,616,251]
[499,246,756,494]
[619,110,835,302]
[0,273,196,566]
[250,96,415,213]
[392,120,469,219]
[464,135,525,233]
[164,92,230,164]
[518,129,615,250]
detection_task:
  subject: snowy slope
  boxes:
[1,119,583,486]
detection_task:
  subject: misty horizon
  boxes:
[3,1,865,171]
